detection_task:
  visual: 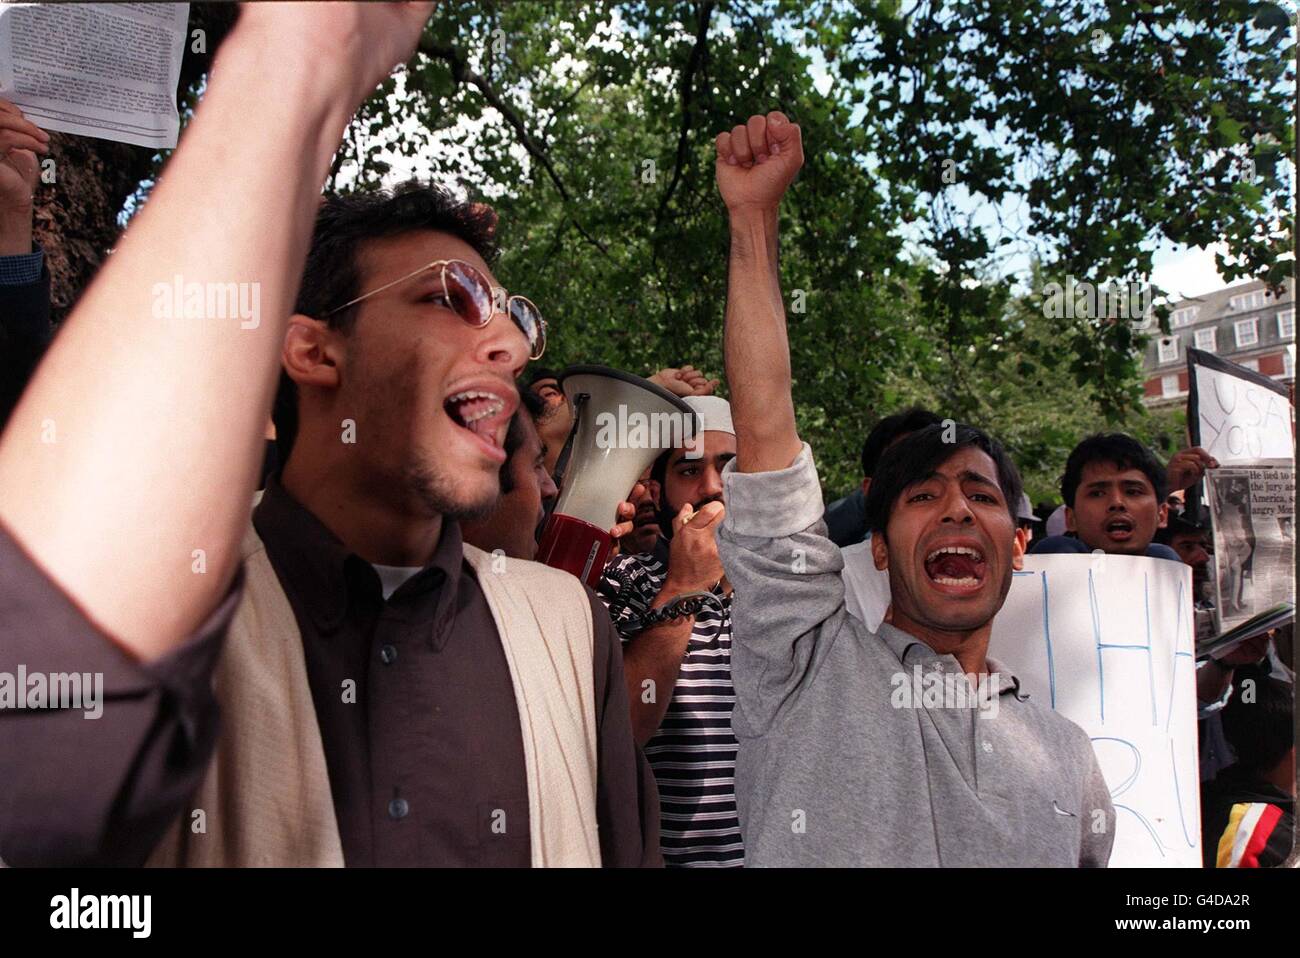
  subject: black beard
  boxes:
[402,460,499,523]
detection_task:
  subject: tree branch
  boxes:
[419,38,612,258]
[653,1,715,235]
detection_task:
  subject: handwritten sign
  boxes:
[989,554,1200,868]
[1190,355,1293,463]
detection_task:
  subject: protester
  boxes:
[164,180,656,867]
[0,97,52,431]
[528,367,573,478]
[1016,494,1042,545]
[712,110,1114,866]
[618,465,665,558]
[597,394,743,867]
[1155,510,1213,604]
[1030,434,1216,559]
[837,407,941,629]
[1201,664,1295,867]
[462,388,558,561]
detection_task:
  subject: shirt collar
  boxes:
[875,622,1027,700]
[253,476,464,643]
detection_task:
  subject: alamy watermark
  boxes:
[890,664,1001,719]
[0,666,103,719]
[1042,276,1154,326]
[151,275,261,329]
[594,405,702,459]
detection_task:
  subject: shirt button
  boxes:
[982,740,994,754]
[388,797,409,820]
[380,644,398,665]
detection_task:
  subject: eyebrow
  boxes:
[911,468,999,489]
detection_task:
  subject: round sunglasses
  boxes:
[324,258,547,360]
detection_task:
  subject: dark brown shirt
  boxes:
[252,478,659,866]
[0,522,236,866]
[0,484,660,867]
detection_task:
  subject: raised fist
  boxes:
[714,111,804,214]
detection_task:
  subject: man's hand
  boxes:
[661,501,726,595]
[649,365,719,397]
[608,482,647,539]
[714,111,804,215]
[0,98,48,256]
[1166,446,1218,493]
[230,2,434,109]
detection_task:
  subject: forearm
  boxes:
[622,607,694,746]
[0,37,356,659]
[723,207,801,474]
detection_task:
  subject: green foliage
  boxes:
[325,0,1289,497]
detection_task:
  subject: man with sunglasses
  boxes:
[142,182,661,867]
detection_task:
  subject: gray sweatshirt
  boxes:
[717,443,1115,867]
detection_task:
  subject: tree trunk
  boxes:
[30,3,236,324]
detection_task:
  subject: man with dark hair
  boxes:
[1201,664,1295,867]
[712,110,1113,867]
[527,367,565,409]
[597,395,743,867]
[148,179,659,867]
[1156,510,1213,603]
[462,388,557,561]
[836,407,943,628]
[527,367,573,478]
[1032,433,1218,560]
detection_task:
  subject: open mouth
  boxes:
[923,544,986,589]
[1104,517,1134,540]
[443,387,514,461]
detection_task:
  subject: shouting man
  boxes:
[711,111,1115,867]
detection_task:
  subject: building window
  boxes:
[1157,336,1179,364]
[1279,309,1295,340]
[1240,358,1260,372]
[1234,318,1258,348]
[1161,374,1181,397]
[1171,306,1197,328]
[1229,290,1263,313]
[1285,351,1295,380]
[1194,327,1217,352]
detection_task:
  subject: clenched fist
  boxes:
[663,500,726,594]
[714,111,804,214]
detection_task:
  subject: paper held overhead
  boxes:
[0,3,190,150]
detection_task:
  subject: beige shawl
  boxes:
[149,524,600,867]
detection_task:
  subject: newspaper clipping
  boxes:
[1206,461,1295,633]
[0,3,190,150]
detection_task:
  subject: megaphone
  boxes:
[537,365,697,586]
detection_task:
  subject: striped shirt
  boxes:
[598,552,742,867]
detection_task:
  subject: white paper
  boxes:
[988,553,1201,868]
[0,2,190,149]
[1193,361,1294,463]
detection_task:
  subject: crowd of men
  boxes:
[0,4,1292,869]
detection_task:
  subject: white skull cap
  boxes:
[682,395,735,437]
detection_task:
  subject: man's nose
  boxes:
[701,466,724,500]
[1106,489,1126,510]
[476,305,529,376]
[541,472,558,502]
[938,486,975,524]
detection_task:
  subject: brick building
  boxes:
[1142,277,1295,407]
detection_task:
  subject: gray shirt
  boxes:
[717,443,1116,867]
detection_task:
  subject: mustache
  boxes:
[691,494,724,512]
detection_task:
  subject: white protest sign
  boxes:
[989,553,1200,868]
[1192,360,1293,464]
